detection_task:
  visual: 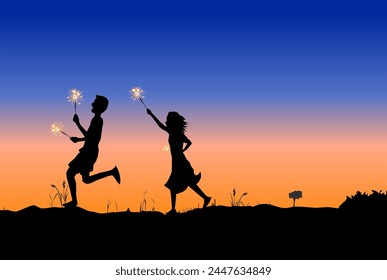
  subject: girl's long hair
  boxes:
[166,111,188,133]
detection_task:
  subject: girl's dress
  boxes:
[164,132,201,194]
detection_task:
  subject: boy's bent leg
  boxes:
[112,166,120,184]
[81,166,120,184]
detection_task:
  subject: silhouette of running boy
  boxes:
[64,95,121,208]
[146,109,211,215]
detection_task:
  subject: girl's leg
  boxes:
[166,191,177,215]
[171,191,176,210]
[189,184,211,208]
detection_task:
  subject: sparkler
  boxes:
[50,122,70,138]
[130,86,148,109]
[67,88,83,114]
[162,145,170,152]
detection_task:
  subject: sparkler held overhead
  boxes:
[50,122,70,138]
[68,88,83,114]
[130,86,148,109]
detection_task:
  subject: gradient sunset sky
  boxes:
[1,1,386,213]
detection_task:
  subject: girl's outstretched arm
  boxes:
[147,109,167,132]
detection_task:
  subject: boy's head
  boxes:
[92,95,109,114]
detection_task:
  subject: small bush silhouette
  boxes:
[289,190,302,207]
[339,189,387,210]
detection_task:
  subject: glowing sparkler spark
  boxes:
[162,145,170,152]
[50,122,70,138]
[67,88,83,113]
[130,86,148,109]
[130,86,144,100]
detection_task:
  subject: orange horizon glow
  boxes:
[2,113,387,214]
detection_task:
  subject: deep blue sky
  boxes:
[1,1,385,22]
[0,0,386,120]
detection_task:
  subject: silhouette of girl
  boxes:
[146,109,211,215]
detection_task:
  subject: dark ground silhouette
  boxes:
[1,203,386,260]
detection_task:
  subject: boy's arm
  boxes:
[146,109,167,132]
[73,114,87,136]
[70,136,85,143]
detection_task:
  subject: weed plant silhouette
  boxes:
[139,191,155,212]
[49,180,69,207]
[230,187,248,207]
[106,200,112,213]
[106,200,118,213]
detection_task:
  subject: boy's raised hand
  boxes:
[73,114,80,124]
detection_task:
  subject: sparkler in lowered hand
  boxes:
[50,122,70,138]
[130,86,148,109]
[67,88,83,114]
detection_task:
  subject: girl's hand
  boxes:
[146,109,152,115]
[70,137,79,143]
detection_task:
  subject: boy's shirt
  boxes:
[79,116,103,153]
